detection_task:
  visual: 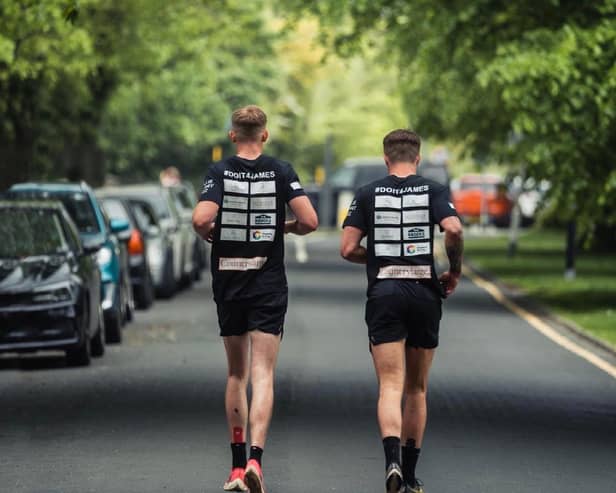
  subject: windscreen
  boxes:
[0,209,68,257]
[101,198,131,223]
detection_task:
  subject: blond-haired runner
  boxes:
[341,129,463,493]
[193,105,318,492]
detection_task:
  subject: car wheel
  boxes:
[135,270,155,309]
[91,304,105,357]
[105,306,123,344]
[66,302,92,367]
[156,250,177,299]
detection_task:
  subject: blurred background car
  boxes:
[450,174,513,227]
[0,200,105,366]
[7,182,133,343]
[165,182,208,280]
[96,184,195,297]
[96,193,156,309]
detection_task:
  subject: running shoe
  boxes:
[223,467,247,491]
[385,462,404,493]
[244,459,265,493]
[405,478,425,493]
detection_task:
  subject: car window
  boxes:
[328,167,356,188]
[0,208,69,257]
[130,200,160,230]
[128,192,170,219]
[355,166,388,188]
[59,213,81,252]
[177,188,193,209]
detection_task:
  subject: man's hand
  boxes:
[439,271,461,297]
[205,222,216,243]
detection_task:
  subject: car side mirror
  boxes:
[82,235,105,254]
[110,218,131,241]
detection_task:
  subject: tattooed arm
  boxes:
[439,216,464,296]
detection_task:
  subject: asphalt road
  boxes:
[1,235,615,493]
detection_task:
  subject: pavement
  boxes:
[1,234,615,493]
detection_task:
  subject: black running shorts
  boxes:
[216,292,288,337]
[365,280,442,348]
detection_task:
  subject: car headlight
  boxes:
[32,284,73,304]
[97,246,113,267]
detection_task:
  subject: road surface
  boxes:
[1,235,615,492]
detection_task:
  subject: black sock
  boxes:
[401,438,421,484]
[249,446,264,466]
[231,442,247,469]
[382,436,401,470]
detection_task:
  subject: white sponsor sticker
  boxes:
[403,209,430,224]
[223,195,249,210]
[251,181,276,195]
[403,226,431,241]
[224,179,249,194]
[290,181,302,190]
[377,265,431,279]
[220,228,247,242]
[374,227,401,241]
[404,242,431,256]
[251,196,276,210]
[403,194,429,207]
[251,213,276,226]
[374,211,401,225]
[449,202,456,209]
[219,256,267,271]
[221,211,247,226]
[375,195,402,209]
[250,229,276,242]
[374,243,401,257]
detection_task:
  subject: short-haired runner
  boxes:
[340,129,463,493]
[193,105,318,492]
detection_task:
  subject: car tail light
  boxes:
[128,229,144,255]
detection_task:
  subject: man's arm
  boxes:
[286,196,318,235]
[340,226,367,264]
[192,201,219,242]
[439,216,464,296]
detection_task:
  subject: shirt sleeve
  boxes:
[342,188,368,232]
[431,184,458,224]
[284,164,307,202]
[198,166,223,205]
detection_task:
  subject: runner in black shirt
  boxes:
[341,129,463,493]
[193,106,318,493]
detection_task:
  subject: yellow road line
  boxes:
[463,264,616,380]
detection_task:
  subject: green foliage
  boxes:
[278,0,616,232]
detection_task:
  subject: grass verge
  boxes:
[464,229,616,348]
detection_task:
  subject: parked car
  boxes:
[8,182,133,343]
[96,193,155,309]
[97,184,192,297]
[451,174,513,227]
[0,200,105,366]
[417,159,451,187]
[166,182,207,280]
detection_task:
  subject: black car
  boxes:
[0,201,105,366]
[97,194,155,309]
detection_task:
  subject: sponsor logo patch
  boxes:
[250,229,275,242]
[404,242,431,256]
[377,265,431,279]
[223,179,249,194]
[404,226,430,240]
[403,194,429,207]
[250,181,276,195]
[374,227,401,241]
[403,209,429,224]
[375,211,401,225]
[290,181,302,190]
[251,213,276,226]
[375,195,402,209]
[219,257,267,271]
[201,178,215,195]
[221,211,247,226]
[223,195,249,210]
[220,228,247,242]
[449,202,456,210]
[251,197,276,210]
[374,243,401,257]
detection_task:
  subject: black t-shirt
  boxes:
[199,154,306,302]
[342,174,458,297]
